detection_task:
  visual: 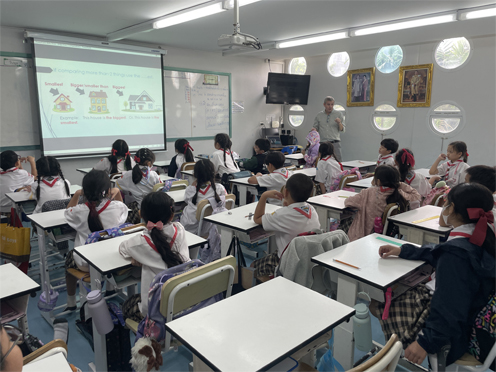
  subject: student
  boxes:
[465,165,496,219]
[0,150,37,214]
[248,152,292,205]
[180,159,227,235]
[93,139,134,174]
[168,138,195,178]
[116,148,162,207]
[301,130,320,168]
[429,141,470,187]
[251,173,321,278]
[211,133,239,177]
[64,169,128,310]
[242,138,270,174]
[315,141,343,194]
[364,138,398,178]
[345,165,420,241]
[394,148,432,209]
[376,183,495,366]
[32,156,71,214]
[120,192,190,320]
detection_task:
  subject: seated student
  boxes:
[32,156,71,214]
[429,141,470,187]
[376,183,495,367]
[120,192,190,321]
[64,170,128,311]
[364,138,399,178]
[301,130,320,169]
[465,165,496,220]
[168,139,195,178]
[345,165,420,241]
[248,152,292,205]
[211,133,239,177]
[93,139,135,174]
[250,173,321,278]
[0,151,37,214]
[242,138,270,174]
[116,148,162,207]
[395,148,432,209]
[180,159,227,235]
[315,141,343,194]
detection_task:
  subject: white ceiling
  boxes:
[1,0,495,59]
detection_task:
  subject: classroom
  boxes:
[0,1,495,371]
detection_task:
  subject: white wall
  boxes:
[0,26,283,184]
[289,35,496,169]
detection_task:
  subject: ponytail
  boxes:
[132,148,156,184]
[449,141,468,163]
[82,170,111,233]
[34,156,70,205]
[36,178,41,204]
[109,139,131,173]
[374,165,408,212]
[319,142,335,159]
[192,159,220,205]
[175,139,195,163]
[214,133,238,170]
[395,149,415,183]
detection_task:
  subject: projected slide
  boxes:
[33,40,165,157]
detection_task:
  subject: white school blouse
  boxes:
[257,168,293,206]
[0,167,35,213]
[315,156,343,193]
[32,177,71,214]
[436,160,470,188]
[262,202,320,257]
[376,154,395,167]
[211,149,239,176]
[180,183,227,235]
[119,222,190,314]
[65,199,128,270]
[93,157,135,174]
[404,170,432,209]
[116,167,161,207]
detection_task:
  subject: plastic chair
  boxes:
[432,193,445,207]
[347,334,402,372]
[109,172,122,182]
[382,203,400,236]
[338,175,358,190]
[180,162,195,172]
[152,180,189,193]
[429,342,496,372]
[23,339,68,365]
[196,194,236,238]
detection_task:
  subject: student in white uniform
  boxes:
[180,159,227,235]
[211,133,239,177]
[365,138,399,178]
[395,149,432,209]
[465,165,496,221]
[0,151,37,213]
[315,141,343,194]
[64,170,128,311]
[168,138,195,178]
[116,148,162,207]
[32,156,71,214]
[248,152,292,205]
[120,192,190,321]
[251,173,321,278]
[429,141,470,188]
[93,139,135,174]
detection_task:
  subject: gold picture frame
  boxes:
[397,64,433,107]
[347,67,375,107]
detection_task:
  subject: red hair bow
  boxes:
[401,150,415,167]
[467,208,494,246]
[134,156,141,163]
[183,142,194,152]
[112,149,118,156]
[125,151,130,157]
[466,152,469,157]
[146,221,164,231]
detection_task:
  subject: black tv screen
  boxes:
[265,72,310,105]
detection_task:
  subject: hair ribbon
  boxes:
[147,221,164,231]
[125,151,130,157]
[112,149,118,156]
[183,142,194,151]
[401,150,415,167]
[467,208,494,246]
[134,156,141,163]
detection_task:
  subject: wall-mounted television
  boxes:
[265,72,310,105]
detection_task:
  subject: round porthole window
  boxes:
[327,52,350,77]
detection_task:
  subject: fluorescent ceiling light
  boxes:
[458,6,496,20]
[350,13,456,36]
[153,3,224,29]
[277,31,348,49]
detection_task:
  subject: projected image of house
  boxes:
[127,91,156,111]
[89,90,109,114]
[53,94,74,112]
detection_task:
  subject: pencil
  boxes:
[333,259,360,270]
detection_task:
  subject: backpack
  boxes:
[467,291,496,369]
[84,223,133,244]
[331,167,362,192]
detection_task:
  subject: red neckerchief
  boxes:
[377,155,393,165]
[322,156,344,171]
[293,204,312,218]
[405,171,416,185]
[379,186,392,193]
[220,148,231,156]
[445,159,463,179]
[143,225,178,253]
[0,167,18,175]
[117,159,123,164]
[85,199,111,214]
[449,232,472,238]
[41,177,59,187]
[198,184,211,195]
[273,168,290,179]
[322,156,331,161]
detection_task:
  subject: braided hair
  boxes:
[374,165,408,212]
[192,159,221,205]
[214,133,238,170]
[82,170,111,232]
[132,148,156,184]
[395,148,415,182]
[174,139,194,162]
[109,139,132,173]
[35,156,70,205]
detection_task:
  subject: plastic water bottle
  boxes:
[353,302,373,352]
[86,290,114,335]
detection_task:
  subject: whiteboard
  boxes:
[163,67,231,141]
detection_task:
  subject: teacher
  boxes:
[312,96,345,162]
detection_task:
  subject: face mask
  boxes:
[441,204,451,226]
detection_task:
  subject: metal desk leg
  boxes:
[238,185,247,206]
[89,265,107,372]
[36,225,54,326]
[315,206,329,232]
[219,227,234,257]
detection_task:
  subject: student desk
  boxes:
[180,169,195,184]
[195,154,210,160]
[341,160,376,172]
[347,177,373,190]
[74,230,206,372]
[286,153,303,166]
[294,167,316,178]
[311,233,431,369]
[76,167,92,174]
[165,189,186,204]
[23,351,72,372]
[159,174,175,182]
[229,176,258,206]
[203,202,280,257]
[388,205,452,244]
[166,277,355,372]
[154,160,171,167]
[307,190,357,232]
[0,263,40,335]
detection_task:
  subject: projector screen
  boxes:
[32,39,166,157]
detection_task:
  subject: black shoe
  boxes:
[62,305,77,312]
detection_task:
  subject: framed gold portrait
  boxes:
[397,64,433,107]
[347,67,375,107]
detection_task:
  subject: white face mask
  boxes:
[441,204,451,226]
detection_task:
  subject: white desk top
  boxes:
[415,168,433,179]
[285,153,303,160]
[27,209,67,229]
[204,202,280,233]
[229,176,255,186]
[166,189,186,204]
[76,167,92,174]
[181,169,194,177]
[159,174,175,181]
[154,160,171,167]
[23,352,72,372]
[294,167,316,177]
[75,230,206,275]
[341,160,376,168]
[312,233,424,290]
[166,277,355,372]
[307,190,357,210]
[0,263,40,300]
[347,178,373,189]
[6,185,82,204]
[388,205,452,234]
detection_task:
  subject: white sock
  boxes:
[67,295,76,308]
[53,318,69,344]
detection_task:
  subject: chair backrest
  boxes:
[285,165,297,171]
[169,180,189,191]
[364,341,402,371]
[180,162,195,172]
[382,203,400,235]
[432,193,445,207]
[347,334,399,372]
[153,183,164,192]
[339,175,358,190]
[98,222,146,238]
[23,339,68,365]
[195,194,235,236]
[109,172,122,181]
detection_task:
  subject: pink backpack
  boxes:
[330,167,362,192]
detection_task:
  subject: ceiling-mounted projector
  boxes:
[218,0,261,50]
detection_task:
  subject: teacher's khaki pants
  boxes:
[331,141,342,162]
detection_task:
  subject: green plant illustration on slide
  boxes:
[88,90,110,114]
[52,93,75,113]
